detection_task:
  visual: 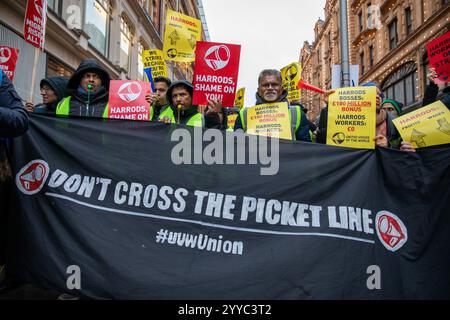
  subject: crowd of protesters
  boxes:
[0,57,449,298]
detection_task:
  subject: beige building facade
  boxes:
[300,0,450,122]
[0,0,208,102]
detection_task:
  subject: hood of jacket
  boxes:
[167,80,197,117]
[67,59,111,91]
[40,76,69,104]
[255,90,289,105]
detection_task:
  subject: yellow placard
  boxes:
[162,10,202,62]
[227,113,238,131]
[246,102,293,140]
[327,87,377,149]
[392,101,450,148]
[234,88,245,109]
[142,49,168,78]
[280,62,302,102]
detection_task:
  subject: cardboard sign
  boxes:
[227,113,238,131]
[142,49,168,78]
[427,31,450,84]
[192,41,241,107]
[327,87,377,149]
[108,80,152,121]
[24,0,47,49]
[0,46,19,80]
[281,62,302,102]
[163,10,202,62]
[234,87,245,109]
[392,101,450,148]
[246,102,293,140]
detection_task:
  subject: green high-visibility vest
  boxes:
[167,111,204,127]
[56,96,109,118]
[150,105,173,121]
[239,104,302,140]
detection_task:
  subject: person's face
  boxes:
[382,102,398,116]
[80,72,102,92]
[258,75,283,102]
[40,85,57,104]
[172,87,192,111]
[155,81,169,105]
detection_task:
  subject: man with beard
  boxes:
[56,59,110,118]
[233,69,311,142]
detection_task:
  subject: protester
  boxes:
[25,76,69,114]
[422,67,450,109]
[381,99,403,117]
[56,59,110,117]
[0,69,29,291]
[160,80,227,129]
[234,69,311,142]
[145,76,172,121]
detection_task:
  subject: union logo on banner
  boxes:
[0,46,19,80]
[118,81,142,102]
[204,45,231,71]
[375,211,408,252]
[193,41,241,107]
[15,160,50,195]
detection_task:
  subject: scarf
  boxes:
[76,86,107,102]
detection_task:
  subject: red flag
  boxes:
[0,46,19,80]
[193,41,241,107]
[427,31,450,84]
[24,0,47,49]
[297,80,326,94]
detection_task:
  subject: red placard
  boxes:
[108,80,152,121]
[193,41,241,107]
[427,31,450,84]
[24,0,47,50]
[0,46,19,80]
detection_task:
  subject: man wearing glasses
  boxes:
[233,69,311,142]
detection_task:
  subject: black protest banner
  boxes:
[7,114,450,299]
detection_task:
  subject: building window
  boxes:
[360,51,365,75]
[84,0,110,56]
[47,56,74,78]
[388,18,398,50]
[137,42,146,81]
[367,3,372,24]
[47,0,62,15]
[405,7,413,36]
[369,46,374,67]
[382,62,418,106]
[358,11,363,32]
[120,17,132,73]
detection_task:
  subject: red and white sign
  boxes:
[0,46,19,80]
[23,0,48,49]
[15,159,50,195]
[193,41,241,107]
[375,211,408,252]
[108,80,152,121]
[427,31,450,84]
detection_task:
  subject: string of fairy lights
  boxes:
[300,0,448,107]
